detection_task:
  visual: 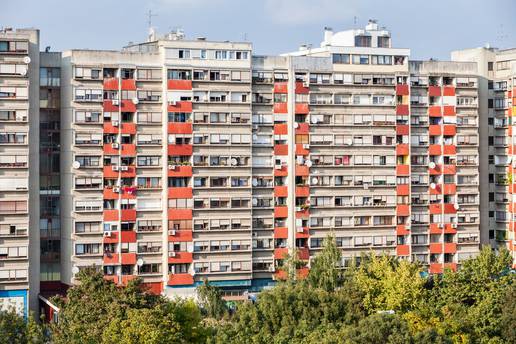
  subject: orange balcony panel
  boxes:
[168,230,193,242]
[443,145,456,155]
[168,273,194,286]
[396,225,410,235]
[429,223,442,234]
[429,164,442,175]
[510,126,513,136]
[121,100,137,112]
[168,187,193,199]
[168,165,193,177]
[103,231,119,244]
[296,186,310,197]
[396,84,410,96]
[168,144,193,156]
[168,209,192,220]
[444,243,457,253]
[121,79,137,90]
[274,165,288,176]
[295,165,309,176]
[103,122,119,134]
[103,100,119,112]
[121,186,137,199]
[429,243,442,254]
[443,204,457,214]
[121,209,137,221]
[103,188,118,200]
[274,206,288,218]
[104,210,119,221]
[430,204,445,214]
[274,123,288,135]
[168,101,192,113]
[274,144,288,156]
[296,144,309,155]
[168,252,193,264]
[121,253,137,265]
[428,86,441,97]
[444,263,457,271]
[273,82,288,93]
[443,86,455,96]
[274,227,288,239]
[298,247,310,260]
[103,78,119,90]
[444,224,457,234]
[429,125,441,136]
[120,231,137,243]
[296,209,309,219]
[103,253,119,265]
[273,102,288,114]
[443,125,456,136]
[121,275,137,285]
[429,184,442,195]
[121,144,136,156]
[396,244,410,256]
[396,144,409,156]
[443,165,456,175]
[396,125,409,135]
[397,184,410,195]
[295,103,309,114]
[429,144,442,155]
[295,82,309,94]
[295,227,310,239]
[429,106,442,117]
[167,79,192,90]
[120,166,136,178]
[120,123,137,135]
[274,186,288,198]
[443,184,456,195]
[274,247,289,260]
[103,143,119,156]
[296,122,309,134]
[396,104,409,116]
[396,164,410,175]
[104,275,119,284]
[443,106,455,116]
[429,263,443,274]
[167,122,193,134]
[396,205,410,216]
[141,282,162,295]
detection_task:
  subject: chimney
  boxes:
[323,26,333,44]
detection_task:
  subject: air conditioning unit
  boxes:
[111,143,119,149]
[303,81,309,88]
[274,165,283,170]
[168,251,176,257]
[169,100,177,106]
[303,144,310,149]
[252,232,258,237]
[168,230,176,236]
[268,266,275,272]
[112,120,119,127]
[103,231,113,237]
[120,166,129,171]
[168,165,177,170]
[113,187,120,193]
[296,227,304,233]
[451,223,457,228]
[295,206,302,212]
[112,99,119,105]
[438,223,443,228]
[112,165,120,171]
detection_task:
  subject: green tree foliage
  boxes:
[0,310,48,344]
[306,234,342,291]
[197,279,227,319]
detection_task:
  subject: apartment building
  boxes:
[0,21,496,313]
[0,28,40,316]
[451,47,516,265]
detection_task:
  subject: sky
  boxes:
[1,0,515,60]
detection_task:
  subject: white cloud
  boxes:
[264,0,358,24]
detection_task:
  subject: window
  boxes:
[355,35,371,47]
[178,50,190,59]
[487,62,493,71]
[377,36,390,48]
[352,55,369,65]
[371,55,392,65]
[332,54,350,64]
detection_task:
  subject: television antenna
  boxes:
[147,9,157,30]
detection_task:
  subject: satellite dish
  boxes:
[428,162,436,169]
[72,266,79,274]
[294,122,299,128]
[230,158,238,166]
[311,177,319,185]
[20,69,27,76]
[311,117,318,124]
[252,134,258,140]
[252,179,258,187]
[23,56,31,64]
[305,160,313,167]
[430,183,436,189]
[72,161,81,169]
[132,97,139,105]
[454,203,460,210]
[252,198,258,206]
[137,258,144,267]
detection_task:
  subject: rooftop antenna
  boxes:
[243,32,248,41]
[147,9,157,30]
[353,16,358,29]
[146,10,158,42]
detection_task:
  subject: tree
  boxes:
[0,310,48,344]
[306,234,342,292]
[353,254,427,314]
[197,279,227,318]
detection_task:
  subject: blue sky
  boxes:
[1,0,515,59]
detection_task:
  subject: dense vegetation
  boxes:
[0,237,514,343]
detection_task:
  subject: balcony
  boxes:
[274,227,288,239]
[396,164,410,175]
[273,102,288,114]
[273,82,288,93]
[396,184,409,195]
[274,123,288,135]
[428,86,441,97]
[295,186,310,197]
[443,86,455,96]
[168,187,193,199]
[167,122,193,134]
[167,80,192,90]
[443,106,455,116]
[274,144,288,156]
[121,144,136,156]
[168,230,193,242]
[396,84,409,96]
[121,253,137,265]
[168,273,194,286]
[396,125,409,135]
[103,210,118,221]
[396,205,410,216]
[168,144,193,156]
[168,208,192,220]
[168,252,193,264]
[396,144,409,156]
[396,244,410,256]
[274,186,288,198]
[295,82,309,94]
[274,206,288,218]
[103,100,136,113]
[295,165,309,176]
[120,209,136,221]
[168,101,192,113]
[396,105,409,116]
[295,103,309,114]
[274,247,288,259]
[167,165,192,177]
